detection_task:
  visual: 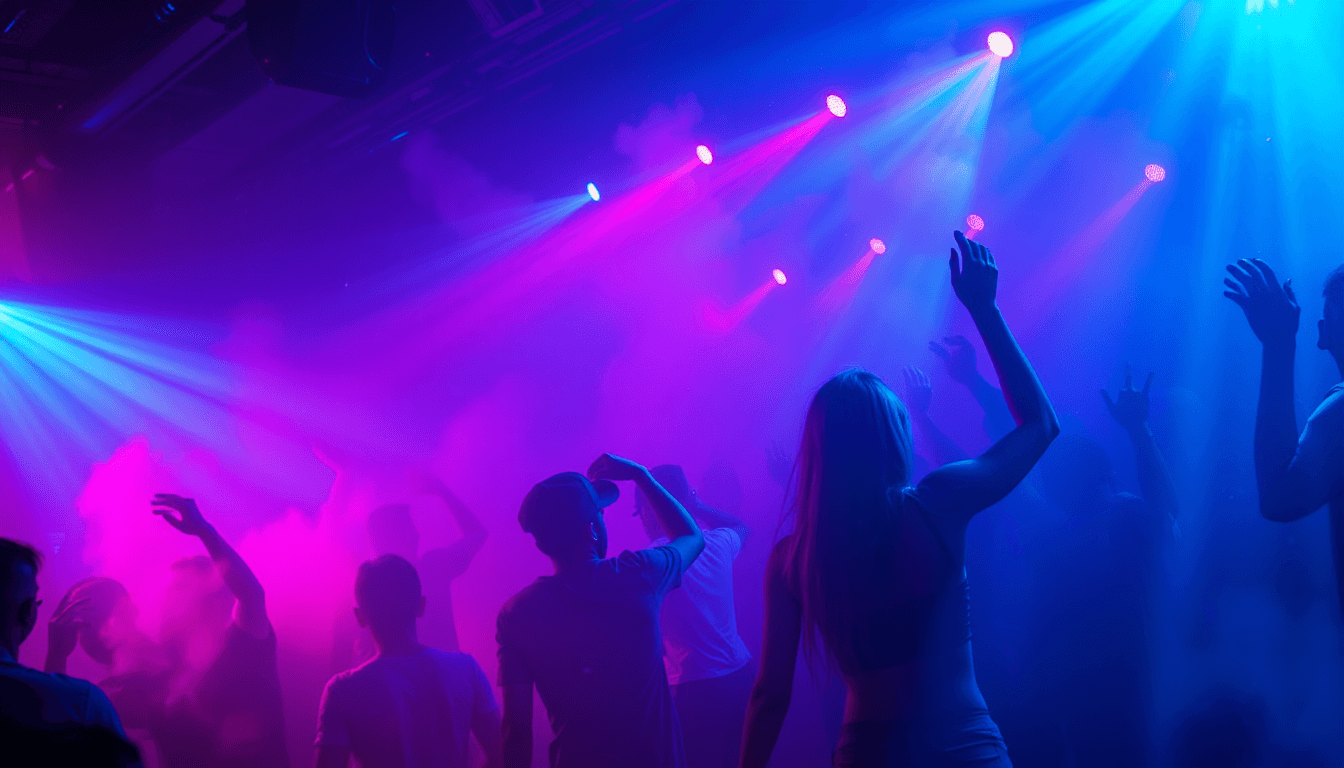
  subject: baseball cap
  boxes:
[519,472,619,541]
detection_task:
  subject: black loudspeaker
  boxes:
[247,0,396,98]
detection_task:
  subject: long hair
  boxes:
[784,369,915,672]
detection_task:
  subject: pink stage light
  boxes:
[869,238,886,254]
[772,269,788,286]
[696,144,714,165]
[987,32,1014,58]
[826,95,847,118]
[1144,164,1166,182]
[966,214,985,231]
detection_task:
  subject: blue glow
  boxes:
[586,183,600,201]
[390,131,409,142]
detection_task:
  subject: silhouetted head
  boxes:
[1317,266,1344,372]
[353,554,425,640]
[518,472,618,562]
[1036,433,1115,514]
[0,538,41,658]
[787,369,914,671]
[367,503,419,561]
[63,577,136,667]
[633,465,695,541]
[159,556,232,652]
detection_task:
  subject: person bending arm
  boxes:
[1103,365,1180,524]
[589,453,705,568]
[152,494,271,639]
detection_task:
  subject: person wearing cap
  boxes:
[633,465,752,768]
[497,454,705,768]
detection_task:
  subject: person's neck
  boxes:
[552,552,601,576]
[1333,351,1344,381]
[372,628,424,657]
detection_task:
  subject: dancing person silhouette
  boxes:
[740,232,1059,768]
[1225,260,1344,611]
[497,456,704,768]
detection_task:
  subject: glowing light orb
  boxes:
[826,95,847,118]
[586,183,600,201]
[869,238,887,254]
[966,214,985,231]
[772,269,788,286]
[696,144,714,165]
[1144,164,1166,182]
[987,31,1014,58]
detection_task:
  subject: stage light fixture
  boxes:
[869,238,886,254]
[772,269,788,286]
[966,214,985,231]
[696,145,714,165]
[586,183,600,201]
[826,95,847,118]
[987,32,1014,58]
[1144,164,1166,182]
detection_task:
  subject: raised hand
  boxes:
[950,230,998,313]
[151,494,214,538]
[587,453,648,483]
[1224,258,1299,348]
[902,366,933,415]
[1102,364,1154,433]
[929,335,980,385]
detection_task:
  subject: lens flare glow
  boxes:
[967,214,985,231]
[826,95,847,118]
[869,238,886,254]
[987,31,1014,58]
[586,183,600,201]
[772,269,787,286]
[696,145,714,165]
[1144,164,1166,182]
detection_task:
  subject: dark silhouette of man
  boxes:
[316,554,501,768]
[0,537,140,767]
[497,454,705,768]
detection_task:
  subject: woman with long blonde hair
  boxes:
[741,232,1058,767]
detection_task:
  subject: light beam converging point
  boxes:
[772,269,788,286]
[967,214,985,231]
[987,31,1015,58]
[696,144,714,165]
[1144,164,1166,183]
[586,183,600,201]
[869,238,887,255]
[826,95,848,118]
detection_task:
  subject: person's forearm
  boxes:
[913,412,969,466]
[1128,424,1180,521]
[634,470,700,542]
[1254,342,1302,519]
[964,375,1017,440]
[740,693,791,768]
[970,305,1056,431]
[198,526,266,608]
[436,487,488,541]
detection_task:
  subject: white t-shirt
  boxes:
[316,648,499,768]
[654,527,753,685]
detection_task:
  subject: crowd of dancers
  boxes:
[3,231,1342,767]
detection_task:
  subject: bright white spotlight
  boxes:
[586,183,600,201]
[869,238,886,254]
[1144,164,1166,182]
[772,269,788,286]
[696,144,714,165]
[987,31,1014,58]
[966,214,985,232]
[826,94,847,118]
